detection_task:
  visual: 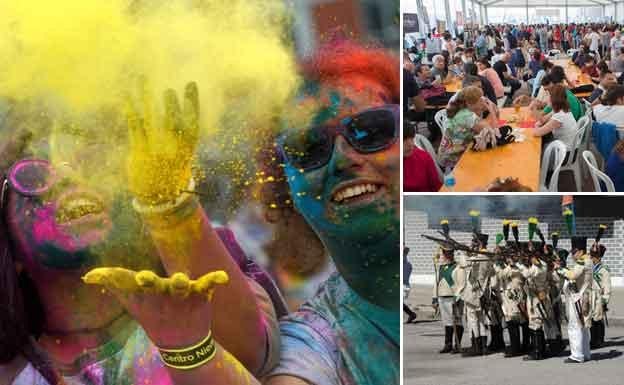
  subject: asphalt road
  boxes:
[404,320,624,385]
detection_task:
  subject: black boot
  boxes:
[548,334,564,357]
[523,329,536,360]
[590,321,601,349]
[462,335,480,357]
[404,304,417,324]
[596,320,606,348]
[488,324,505,352]
[505,321,523,357]
[439,326,453,353]
[521,323,531,353]
[524,329,546,360]
[480,336,489,355]
[452,326,464,354]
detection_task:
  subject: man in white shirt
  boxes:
[587,28,601,53]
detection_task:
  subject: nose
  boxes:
[327,135,364,176]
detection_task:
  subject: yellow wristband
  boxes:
[158,331,217,370]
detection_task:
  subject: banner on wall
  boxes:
[456,11,464,26]
[404,13,420,33]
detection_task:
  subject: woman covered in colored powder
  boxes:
[0,87,287,384]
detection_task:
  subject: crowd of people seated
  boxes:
[404,22,624,192]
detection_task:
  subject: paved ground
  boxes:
[404,285,624,385]
[405,320,624,385]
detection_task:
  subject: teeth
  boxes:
[333,184,379,202]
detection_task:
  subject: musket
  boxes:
[422,234,512,260]
[604,303,609,328]
[433,253,440,319]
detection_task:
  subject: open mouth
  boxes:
[331,182,383,204]
[56,191,105,224]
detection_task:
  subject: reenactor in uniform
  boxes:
[493,224,527,357]
[432,245,466,354]
[590,225,611,349]
[518,241,553,361]
[459,232,493,357]
[556,236,594,363]
[544,234,566,356]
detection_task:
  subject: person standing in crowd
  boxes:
[555,237,593,364]
[404,247,418,324]
[475,30,489,59]
[587,28,601,55]
[590,234,611,349]
[432,234,466,354]
[442,32,456,57]
[426,32,442,62]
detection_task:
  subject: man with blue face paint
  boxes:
[263,40,400,385]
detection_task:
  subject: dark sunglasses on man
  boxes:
[276,104,399,171]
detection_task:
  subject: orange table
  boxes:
[439,107,543,192]
[445,78,462,93]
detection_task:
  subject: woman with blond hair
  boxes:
[437,86,498,169]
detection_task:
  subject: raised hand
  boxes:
[125,80,200,207]
[83,267,228,348]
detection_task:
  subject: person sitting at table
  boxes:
[449,55,465,77]
[550,65,577,90]
[593,85,624,127]
[530,59,554,97]
[493,52,522,97]
[437,86,498,169]
[582,55,599,79]
[465,63,498,104]
[588,71,618,105]
[462,47,477,64]
[527,49,543,80]
[403,122,443,192]
[606,139,624,191]
[477,57,505,100]
[415,64,452,106]
[532,74,583,124]
[532,84,578,150]
[491,46,505,65]
[594,60,610,84]
[462,75,500,115]
[431,54,451,83]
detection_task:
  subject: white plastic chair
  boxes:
[434,109,448,137]
[567,49,578,58]
[548,49,562,59]
[560,122,587,191]
[539,140,567,191]
[497,97,507,108]
[414,134,444,183]
[582,150,615,192]
[576,115,592,151]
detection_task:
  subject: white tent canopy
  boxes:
[407,0,623,30]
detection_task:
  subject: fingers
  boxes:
[192,271,229,300]
[124,93,147,153]
[139,76,155,138]
[164,88,183,139]
[83,267,141,292]
[182,82,200,150]
[83,268,229,300]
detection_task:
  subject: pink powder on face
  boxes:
[32,204,80,252]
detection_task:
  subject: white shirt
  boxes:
[551,111,578,149]
[588,32,601,52]
[593,105,624,127]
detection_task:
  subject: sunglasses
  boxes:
[1,159,59,212]
[276,105,399,171]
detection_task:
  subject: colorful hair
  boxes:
[300,40,399,104]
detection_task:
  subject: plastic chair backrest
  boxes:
[540,140,567,191]
[413,134,444,183]
[434,109,448,137]
[582,151,615,192]
[564,118,588,166]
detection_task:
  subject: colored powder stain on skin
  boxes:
[221,349,251,385]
